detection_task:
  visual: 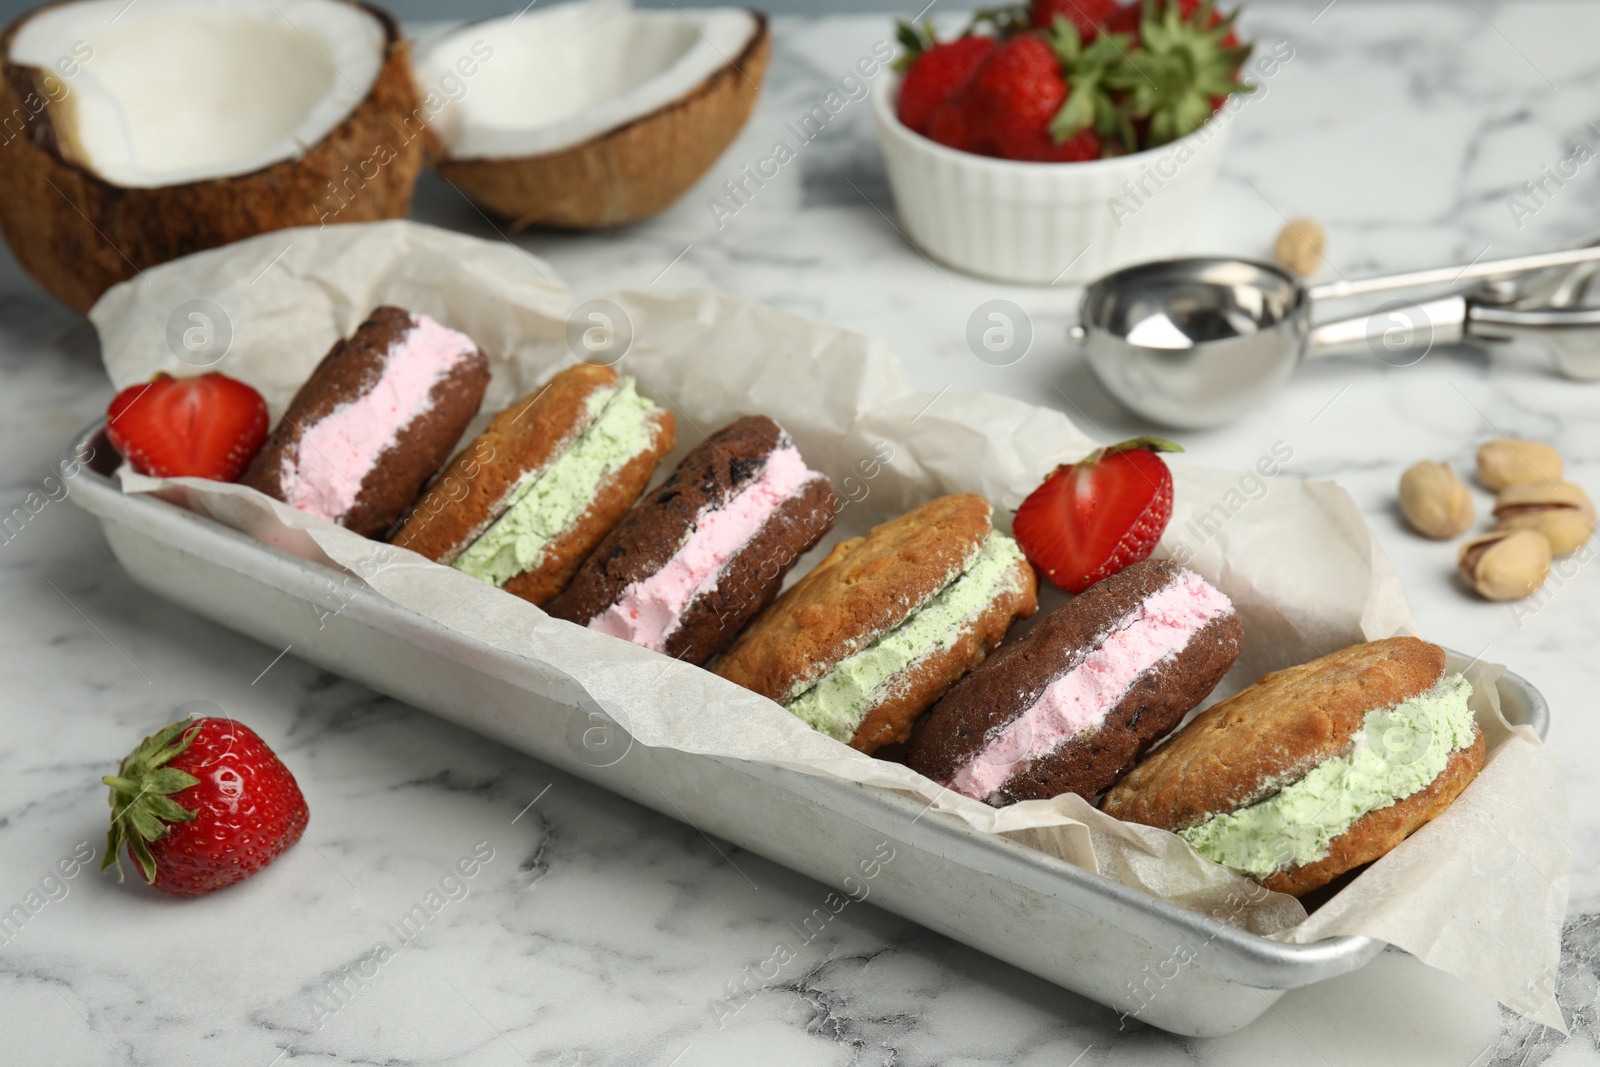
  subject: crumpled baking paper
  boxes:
[92,220,1567,1028]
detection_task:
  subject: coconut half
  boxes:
[419,0,768,229]
[0,0,426,312]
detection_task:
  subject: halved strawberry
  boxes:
[1013,436,1183,594]
[105,372,269,481]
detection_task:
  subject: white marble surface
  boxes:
[2,2,1597,1063]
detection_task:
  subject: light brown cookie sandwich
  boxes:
[1101,636,1486,896]
[391,364,675,606]
[716,494,1038,754]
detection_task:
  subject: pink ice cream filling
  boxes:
[949,570,1234,801]
[280,313,478,522]
[588,446,819,651]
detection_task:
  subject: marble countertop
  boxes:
[3,2,1597,1063]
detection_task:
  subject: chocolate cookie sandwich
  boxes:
[717,495,1038,754]
[546,416,837,665]
[909,559,1240,805]
[1102,637,1485,896]
[392,364,675,606]
[243,307,490,539]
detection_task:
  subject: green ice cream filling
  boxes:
[785,534,1028,742]
[1178,673,1477,878]
[453,378,659,587]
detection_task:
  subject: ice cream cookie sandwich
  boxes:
[546,416,837,665]
[242,307,489,539]
[392,363,675,606]
[717,494,1038,754]
[1102,636,1485,896]
[909,559,1240,805]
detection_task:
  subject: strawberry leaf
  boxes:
[128,834,157,885]
[145,768,200,795]
[1051,89,1097,141]
[893,19,934,73]
[127,806,166,842]
[100,717,204,887]
[1111,0,1255,146]
[145,794,197,823]
[1047,14,1081,64]
[1046,17,1142,146]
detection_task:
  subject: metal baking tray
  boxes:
[65,421,1551,1037]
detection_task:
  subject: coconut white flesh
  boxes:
[8,0,383,188]
[416,0,756,160]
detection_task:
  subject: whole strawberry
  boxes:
[926,90,990,154]
[896,30,996,134]
[1013,436,1183,594]
[105,371,268,482]
[101,717,308,896]
[1004,125,1103,162]
[1106,2,1142,38]
[1105,0,1251,144]
[966,35,1069,158]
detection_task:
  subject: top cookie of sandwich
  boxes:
[1101,635,1447,832]
[715,494,995,701]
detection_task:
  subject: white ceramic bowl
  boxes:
[871,73,1233,285]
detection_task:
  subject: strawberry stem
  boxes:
[1067,435,1183,473]
[1105,435,1184,456]
[101,718,201,884]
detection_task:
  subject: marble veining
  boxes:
[2,3,1599,1063]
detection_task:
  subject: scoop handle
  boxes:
[1305,296,1467,361]
[1306,296,1600,378]
[1307,245,1600,303]
[1467,303,1600,380]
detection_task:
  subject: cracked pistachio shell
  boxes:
[1458,529,1551,601]
[1494,481,1597,556]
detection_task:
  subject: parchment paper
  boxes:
[92,220,1567,1028]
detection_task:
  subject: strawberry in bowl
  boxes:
[874,0,1258,283]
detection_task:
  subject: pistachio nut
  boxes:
[1476,438,1563,492]
[1457,529,1551,601]
[1398,461,1474,539]
[1493,481,1596,556]
[1274,218,1326,278]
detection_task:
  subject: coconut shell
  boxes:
[0,1,429,313]
[436,13,769,230]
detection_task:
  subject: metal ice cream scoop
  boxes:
[1070,243,1600,429]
